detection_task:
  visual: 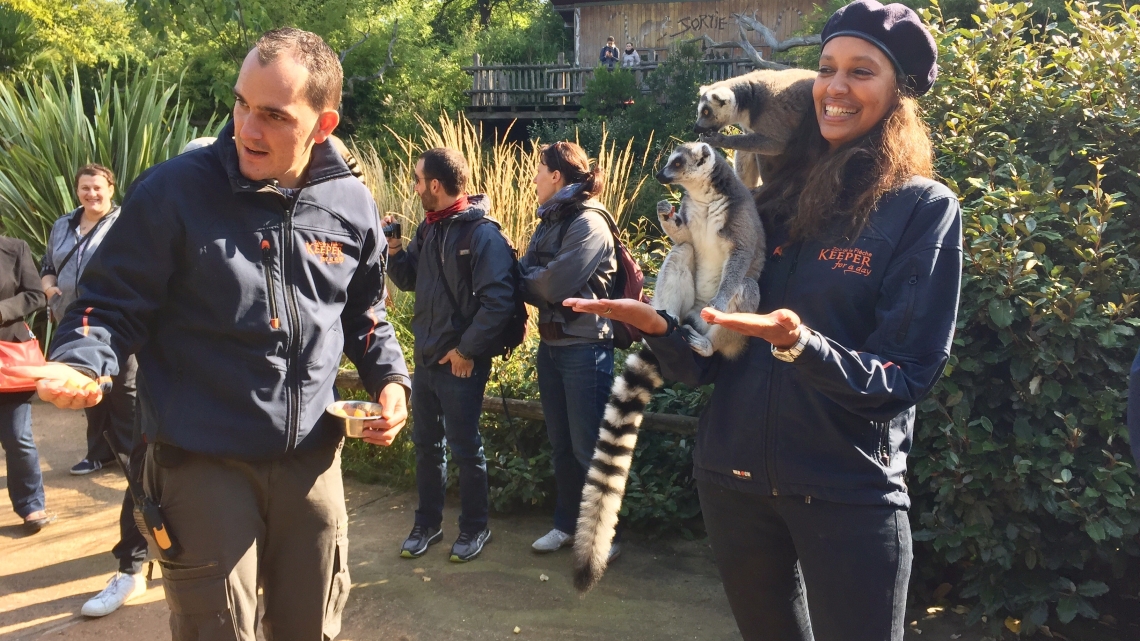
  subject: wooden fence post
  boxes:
[472,53,482,107]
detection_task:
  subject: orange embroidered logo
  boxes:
[818,246,872,277]
[306,241,344,265]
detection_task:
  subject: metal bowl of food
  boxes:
[326,401,383,438]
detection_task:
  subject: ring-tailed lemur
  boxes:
[693,68,817,189]
[574,142,765,593]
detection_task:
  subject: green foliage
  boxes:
[532,41,706,161]
[580,67,639,118]
[909,2,1140,633]
[2,0,152,73]
[0,65,213,255]
[0,6,50,74]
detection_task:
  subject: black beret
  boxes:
[821,0,938,96]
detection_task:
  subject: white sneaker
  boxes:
[607,542,622,564]
[531,528,573,553]
[81,572,146,617]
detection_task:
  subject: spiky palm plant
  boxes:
[0,65,214,256]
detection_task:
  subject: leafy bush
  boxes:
[531,40,706,162]
[580,67,639,118]
[908,2,1140,634]
[0,65,212,255]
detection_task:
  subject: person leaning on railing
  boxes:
[566,2,962,639]
[621,42,641,68]
[519,141,620,559]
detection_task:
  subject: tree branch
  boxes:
[339,31,372,64]
[734,13,822,52]
[343,20,399,96]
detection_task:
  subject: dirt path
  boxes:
[2,402,990,641]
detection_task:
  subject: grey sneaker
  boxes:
[400,525,443,559]
[531,528,573,553]
[450,529,492,562]
[607,542,622,564]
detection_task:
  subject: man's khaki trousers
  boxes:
[143,440,350,641]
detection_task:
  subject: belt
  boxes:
[538,322,570,341]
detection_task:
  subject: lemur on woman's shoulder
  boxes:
[694,68,818,190]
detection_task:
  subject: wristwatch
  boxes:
[771,326,812,363]
[655,309,679,336]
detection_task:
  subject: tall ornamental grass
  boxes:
[340,113,705,529]
[0,66,211,255]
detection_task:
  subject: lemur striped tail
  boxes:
[573,348,664,592]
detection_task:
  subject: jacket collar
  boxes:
[213,120,353,196]
[446,193,491,223]
[68,205,121,231]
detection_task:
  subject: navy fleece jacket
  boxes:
[49,122,410,460]
[646,177,962,508]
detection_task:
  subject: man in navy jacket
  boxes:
[11,28,409,640]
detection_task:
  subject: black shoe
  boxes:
[70,459,104,475]
[400,525,442,559]
[449,528,491,563]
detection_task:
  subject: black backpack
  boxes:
[553,207,647,350]
[416,217,528,358]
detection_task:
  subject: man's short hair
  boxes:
[419,148,470,197]
[606,36,615,42]
[74,163,115,188]
[253,28,343,112]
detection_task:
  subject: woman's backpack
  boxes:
[554,207,647,349]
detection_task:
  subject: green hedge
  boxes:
[909,2,1140,634]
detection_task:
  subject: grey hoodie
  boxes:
[520,191,616,345]
[387,194,519,366]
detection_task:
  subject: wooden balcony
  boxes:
[463,51,757,122]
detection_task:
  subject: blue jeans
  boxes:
[536,342,614,534]
[0,392,45,518]
[412,359,491,534]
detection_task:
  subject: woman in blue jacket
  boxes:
[567,2,961,639]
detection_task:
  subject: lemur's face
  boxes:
[694,86,736,134]
[656,143,716,185]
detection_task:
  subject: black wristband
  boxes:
[654,309,679,337]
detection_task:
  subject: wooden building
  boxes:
[551,0,821,67]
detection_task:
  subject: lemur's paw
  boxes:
[709,294,733,314]
[698,132,728,147]
[680,325,715,357]
[657,200,675,219]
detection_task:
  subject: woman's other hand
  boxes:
[563,298,668,336]
[701,308,802,348]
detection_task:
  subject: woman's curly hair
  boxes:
[756,85,933,244]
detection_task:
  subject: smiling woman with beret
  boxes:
[565,2,963,639]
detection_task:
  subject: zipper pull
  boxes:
[260,239,281,329]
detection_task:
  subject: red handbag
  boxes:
[0,328,46,392]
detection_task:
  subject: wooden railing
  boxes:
[463,52,757,118]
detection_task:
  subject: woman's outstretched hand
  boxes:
[700,308,803,349]
[563,298,669,337]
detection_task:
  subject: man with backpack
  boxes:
[385,147,519,562]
